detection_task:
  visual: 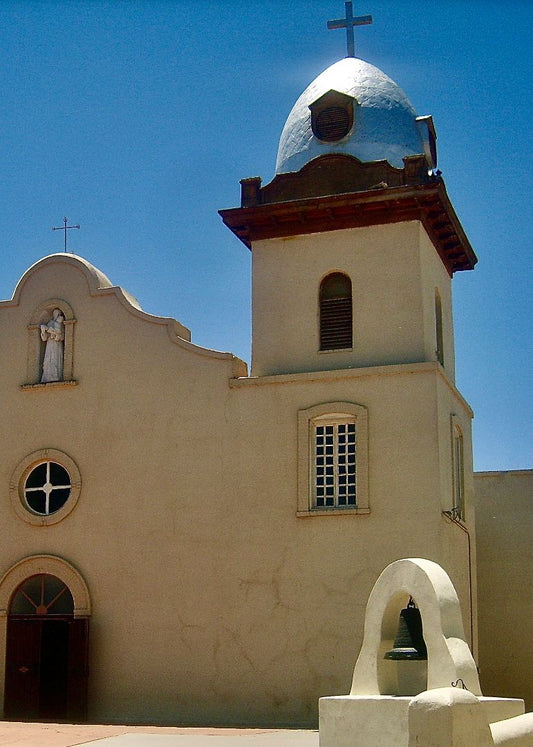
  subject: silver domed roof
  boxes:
[276,57,434,174]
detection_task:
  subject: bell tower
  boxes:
[220,54,476,380]
[220,1,479,685]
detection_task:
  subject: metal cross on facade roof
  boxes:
[327,1,372,58]
[52,217,80,253]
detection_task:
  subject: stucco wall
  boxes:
[0,254,474,727]
[418,224,456,383]
[474,470,533,709]
[251,221,452,378]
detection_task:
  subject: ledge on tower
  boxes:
[240,153,432,208]
[219,154,477,277]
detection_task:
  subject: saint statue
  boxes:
[40,309,65,383]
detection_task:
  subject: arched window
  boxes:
[435,289,444,365]
[452,424,464,520]
[313,415,357,508]
[319,272,353,350]
[297,402,369,516]
[9,574,74,617]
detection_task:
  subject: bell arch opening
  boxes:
[378,592,428,697]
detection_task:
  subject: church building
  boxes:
[0,3,530,727]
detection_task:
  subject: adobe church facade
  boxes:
[0,19,530,727]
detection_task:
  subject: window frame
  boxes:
[10,449,81,526]
[297,402,369,516]
[319,272,353,352]
[435,288,444,366]
[451,417,465,521]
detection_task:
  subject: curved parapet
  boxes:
[1,253,247,376]
[10,253,116,300]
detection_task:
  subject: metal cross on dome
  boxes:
[52,216,80,253]
[327,1,372,58]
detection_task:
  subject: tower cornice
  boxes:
[219,155,477,276]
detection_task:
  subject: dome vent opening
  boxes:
[316,107,351,141]
[310,90,355,144]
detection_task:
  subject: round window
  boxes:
[10,449,81,526]
[315,106,351,142]
[24,462,72,515]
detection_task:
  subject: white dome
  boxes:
[276,57,431,174]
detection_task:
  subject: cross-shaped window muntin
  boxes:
[313,418,357,508]
[24,461,72,516]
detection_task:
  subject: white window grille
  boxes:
[313,417,357,508]
[24,461,72,516]
[297,402,369,516]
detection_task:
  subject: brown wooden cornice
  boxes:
[219,154,477,275]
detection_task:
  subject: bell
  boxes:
[384,597,427,660]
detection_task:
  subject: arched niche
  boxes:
[25,299,76,385]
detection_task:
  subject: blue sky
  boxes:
[1,0,531,471]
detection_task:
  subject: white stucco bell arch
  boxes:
[350,557,481,696]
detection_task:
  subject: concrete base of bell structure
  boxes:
[319,692,525,747]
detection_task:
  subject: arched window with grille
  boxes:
[319,272,353,351]
[435,288,444,366]
[297,402,369,516]
[452,424,465,521]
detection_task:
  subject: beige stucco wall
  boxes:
[251,221,454,379]
[0,253,474,727]
[474,470,533,710]
[418,224,456,382]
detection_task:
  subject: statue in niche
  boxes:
[40,308,65,383]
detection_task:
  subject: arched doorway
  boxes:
[0,558,90,721]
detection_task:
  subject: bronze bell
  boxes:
[384,597,427,660]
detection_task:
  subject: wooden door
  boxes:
[39,620,69,720]
[4,574,89,721]
[66,618,89,721]
[4,619,42,719]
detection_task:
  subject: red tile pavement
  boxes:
[0,723,298,747]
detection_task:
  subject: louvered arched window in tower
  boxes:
[319,272,353,350]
